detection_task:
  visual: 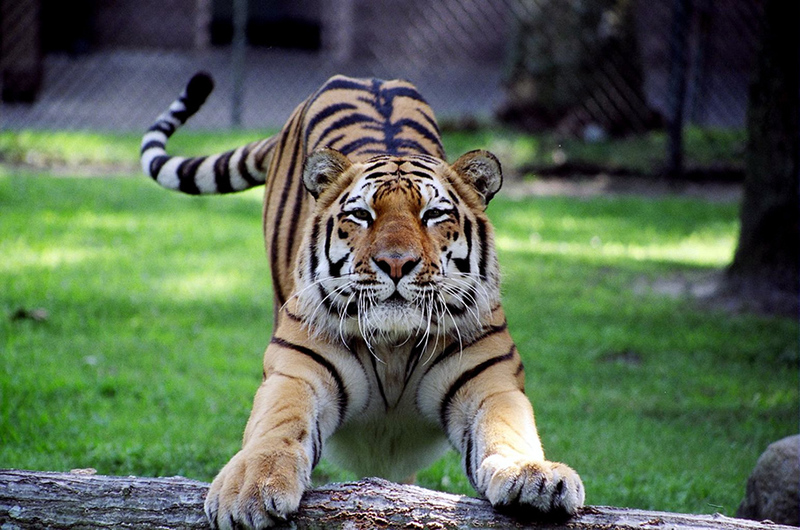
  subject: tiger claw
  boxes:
[479,455,585,518]
[204,448,308,530]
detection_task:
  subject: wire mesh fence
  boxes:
[0,0,764,171]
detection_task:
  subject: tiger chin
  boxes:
[141,72,585,529]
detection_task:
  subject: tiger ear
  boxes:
[451,150,503,206]
[303,148,353,199]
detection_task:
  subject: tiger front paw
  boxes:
[478,455,585,518]
[204,446,310,529]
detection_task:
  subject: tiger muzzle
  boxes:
[373,253,421,284]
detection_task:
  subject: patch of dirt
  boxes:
[633,271,798,317]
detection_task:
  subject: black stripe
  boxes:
[337,136,383,156]
[172,103,193,124]
[284,155,308,270]
[311,418,323,467]
[253,136,276,174]
[264,132,291,216]
[452,218,472,274]
[323,133,347,151]
[269,116,304,307]
[263,134,289,308]
[325,217,348,277]
[426,320,508,372]
[148,121,175,136]
[393,138,437,155]
[271,336,348,426]
[308,216,321,280]
[316,113,376,148]
[405,170,434,180]
[364,171,393,180]
[214,150,234,193]
[417,108,443,140]
[305,102,359,148]
[319,77,372,93]
[395,118,442,152]
[181,72,214,116]
[477,217,489,280]
[403,341,426,388]
[283,308,304,323]
[407,159,438,171]
[450,205,461,223]
[148,155,170,178]
[444,289,478,317]
[140,140,164,155]
[238,143,261,186]
[382,86,429,103]
[177,157,204,195]
[439,346,516,431]
[369,351,390,410]
[463,429,478,490]
[364,160,389,173]
[517,365,526,391]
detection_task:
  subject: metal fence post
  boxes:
[231,0,247,128]
[667,0,691,177]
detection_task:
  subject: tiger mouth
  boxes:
[384,291,408,304]
[342,290,408,317]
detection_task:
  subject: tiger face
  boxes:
[295,149,503,346]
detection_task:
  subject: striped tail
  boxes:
[140,72,276,195]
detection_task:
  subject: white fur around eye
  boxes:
[421,207,451,226]
[346,207,374,226]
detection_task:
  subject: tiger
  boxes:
[141,72,585,529]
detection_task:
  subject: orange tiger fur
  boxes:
[141,73,584,529]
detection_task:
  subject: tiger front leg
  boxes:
[445,366,585,519]
[205,347,343,529]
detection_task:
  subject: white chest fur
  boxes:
[323,341,451,482]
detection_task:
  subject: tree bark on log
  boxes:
[0,469,792,530]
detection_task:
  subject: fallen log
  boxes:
[0,469,790,530]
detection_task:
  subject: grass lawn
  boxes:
[0,126,745,176]
[0,134,796,517]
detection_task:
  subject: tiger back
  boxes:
[141,73,584,530]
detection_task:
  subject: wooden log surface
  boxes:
[0,469,791,530]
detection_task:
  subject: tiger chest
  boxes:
[323,342,451,482]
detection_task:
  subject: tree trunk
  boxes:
[0,469,794,530]
[727,0,799,313]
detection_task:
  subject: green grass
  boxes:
[443,127,745,174]
[0,127,744,175]
[1,160,795,517]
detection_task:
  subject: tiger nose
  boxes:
[373,253,420,284]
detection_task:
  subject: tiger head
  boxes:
[294,149,503,346]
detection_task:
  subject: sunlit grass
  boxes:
[496,234,734,267]
[1,170,796,518]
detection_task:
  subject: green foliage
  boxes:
[1,167,795,518]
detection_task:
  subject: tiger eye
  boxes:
[350,208,372,222]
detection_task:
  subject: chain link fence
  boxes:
[1,0,763,170]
